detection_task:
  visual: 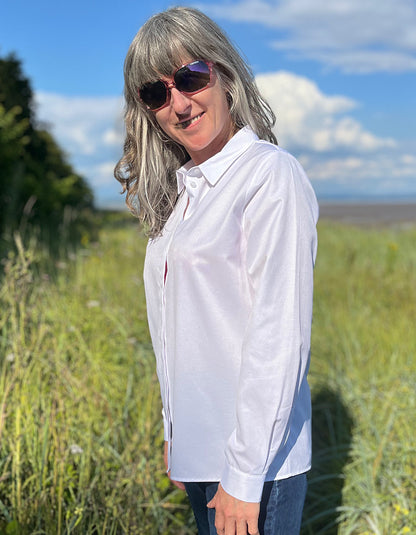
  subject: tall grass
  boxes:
[305,222,416,535]
[0,215,415,534]
[0,219,194,534]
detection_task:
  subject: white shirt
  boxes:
[143,127,319,503]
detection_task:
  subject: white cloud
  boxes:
[35,92,124,156]
[35,92,125,207]
[255,71,396,153]
[83,161,118,187]
[103,128,124,147]
[199,0,416,73]
[254,70,416,194]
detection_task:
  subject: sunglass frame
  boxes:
[139,60,214,111]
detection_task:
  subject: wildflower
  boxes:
[402,527,410,534]
[69,444,83,455]
[393,503,410,517]
[86,300,100,308]
[5,353,15,363]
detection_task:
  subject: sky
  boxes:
[1,0,415,208]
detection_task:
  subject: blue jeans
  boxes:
[184,473,307,535]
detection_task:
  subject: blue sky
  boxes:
[1,0,415,207]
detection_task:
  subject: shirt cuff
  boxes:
[221,463,266,503]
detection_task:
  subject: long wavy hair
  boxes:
[114,6,277,237]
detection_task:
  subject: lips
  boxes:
[178,112,204,129]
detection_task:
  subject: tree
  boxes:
[0,52,94,245]
[0,53,33,122]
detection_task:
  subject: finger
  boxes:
[166,470,186,491]
[214,510,225,534]
[169,475,185,490]
[172,480,186,490]
[207,491,218,509]
[225,516,236,535]
[236,520,247,535]
[247,516,259,535]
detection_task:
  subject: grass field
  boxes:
[0,214,415,534]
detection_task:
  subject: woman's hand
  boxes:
[164,441,186,490]
[207,483,260,535]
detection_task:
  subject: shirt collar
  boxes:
[176,126,258,194]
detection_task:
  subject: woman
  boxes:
[115,7,318,535]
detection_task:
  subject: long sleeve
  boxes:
[221,150,318,502]
[144,128,317,495]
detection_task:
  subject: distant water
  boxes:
[318,201,416,225]
[317,194,416,205]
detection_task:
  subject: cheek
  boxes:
[214,89,231,117]
[154,110,170,133]
[216,96,233,129]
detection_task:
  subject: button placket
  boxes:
[160,193,188,470]
[183,168,203,220]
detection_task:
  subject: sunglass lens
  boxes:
[139,80,167,110]
[175,61,210,93]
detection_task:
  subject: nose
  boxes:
[169,87,192,114]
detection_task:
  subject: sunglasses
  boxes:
[139,60,214,111]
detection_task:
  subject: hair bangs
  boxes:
[130,12,218,88]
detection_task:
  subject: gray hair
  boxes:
[114,6,277,237]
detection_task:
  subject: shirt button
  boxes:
[190,181,197,188]
[189,168,202,179]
